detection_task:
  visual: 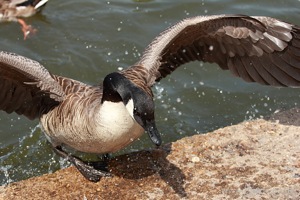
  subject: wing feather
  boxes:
[134,14,300,87]
[0,51,65,119]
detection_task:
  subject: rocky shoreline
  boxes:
[0,109,299,199]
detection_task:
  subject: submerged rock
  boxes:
[0,114,299,199]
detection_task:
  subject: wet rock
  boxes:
[0,116,299,199]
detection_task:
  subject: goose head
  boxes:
[102,72,161,146]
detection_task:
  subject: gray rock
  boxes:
[0,117,299,199]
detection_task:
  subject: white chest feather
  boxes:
[95,100,142,144]
[41,100,144,154]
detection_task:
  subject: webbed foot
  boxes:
[17,19,37,40]
[53,146,111,182]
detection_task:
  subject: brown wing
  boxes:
[0,51,65,120]
[136,14,300,87]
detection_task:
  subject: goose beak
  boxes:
[145,120,162,146]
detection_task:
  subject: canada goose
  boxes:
[0,0,48,39]
[1,14,300,182]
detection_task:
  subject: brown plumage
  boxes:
[1,14,300,181]
[0,0,49,39]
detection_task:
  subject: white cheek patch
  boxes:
[125,99,134,119]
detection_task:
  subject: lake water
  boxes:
[0,0,300,184]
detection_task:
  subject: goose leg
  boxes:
[53,146,111,182]
[17,19,37,40]
[99,153,111,161]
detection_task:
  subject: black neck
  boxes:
[102,72,161,146]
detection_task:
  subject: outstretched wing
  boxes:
[0,51,65,120]
[136,14,300,87]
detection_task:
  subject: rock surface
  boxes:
[0,113,300,199]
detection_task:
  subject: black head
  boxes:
[102,72,161,146]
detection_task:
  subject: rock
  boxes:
[0,117,299,199]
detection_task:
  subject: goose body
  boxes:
[0,0,47,20]
[0,0,48,39]
[1,14,300,181]
[40,81,144,153]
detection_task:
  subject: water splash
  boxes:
[0,125,64,185]
[0,165,13,185]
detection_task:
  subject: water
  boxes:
[0,0,300,184]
